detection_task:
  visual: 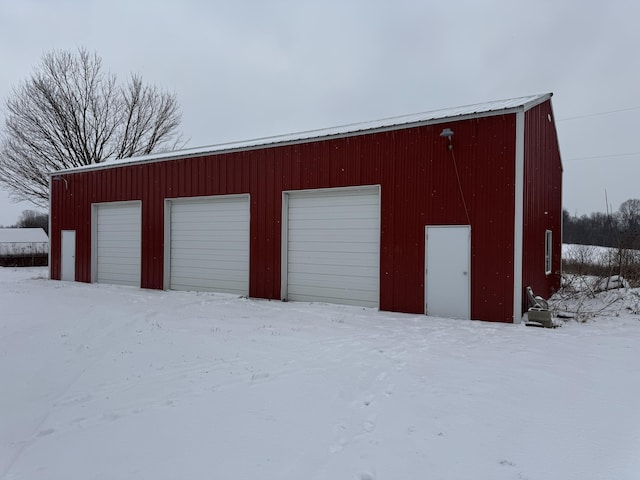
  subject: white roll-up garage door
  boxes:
[169,195,249,295]
[94,202,141,286]
[285,187,380,307]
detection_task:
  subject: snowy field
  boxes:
[563,243,640,265]
[1,267,639,479]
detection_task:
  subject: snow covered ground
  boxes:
[1,267,639,479]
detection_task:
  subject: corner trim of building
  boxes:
[48,176,53,280]
[513,110,525,323]
[163,199,171,290]
[280,192,290,301]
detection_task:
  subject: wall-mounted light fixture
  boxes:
[439,128,454,151]
[52,175,68,190]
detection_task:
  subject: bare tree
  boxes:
[0,48,183,208]
[617,199,640,247]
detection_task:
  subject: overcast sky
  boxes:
[1,0,639,226]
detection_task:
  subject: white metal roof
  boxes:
[0,228,49,243]
[54,93,552,174]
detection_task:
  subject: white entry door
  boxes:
[61,230,76,281]
[425,225,470,319]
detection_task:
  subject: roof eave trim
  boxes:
[51,105,530,176]
[521,92,552,113]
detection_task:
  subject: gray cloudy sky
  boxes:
[1,0,639,225]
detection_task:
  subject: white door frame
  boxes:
[61,230,76,281]
[425,225,471,319]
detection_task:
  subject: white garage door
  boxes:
[285,187,380,307]
[94,202,141,286]
[169,196,249,295]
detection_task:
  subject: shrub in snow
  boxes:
[550,273,640,322]
[595,275,630,292]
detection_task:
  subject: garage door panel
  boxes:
[171,223,246,233]
[97,208,138,218]
[171,278,247,292]
[171,272,247,286]
[97,233,141,243]
[286,188,379,308]
[171,230,246,241]
[96,263,140,276]
[289,207,377,218]
[98,257,139,267]
[171,251,247,262]
[289,254,378,268]
[169,239,247,250]
[174,212,244,222]
[288,214,376,225]
[288,284,377,305]
[288,263,378,277]
[169,196,249,295]
[95,203,141,287]
[172,201,241,212]
[172,214,243,224]
[289,193,377,208]
[97,216,139,226]
[289,219,379,231]
[171,258,248,272]
[289,241,379,255]
[289,271,378,289]
[97,224,139,233]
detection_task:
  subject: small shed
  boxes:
[49,93,563,322]
[0,228,49,267]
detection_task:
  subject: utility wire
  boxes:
[564,152,640,162]
[449,148,471,225]
[557,106,640,122]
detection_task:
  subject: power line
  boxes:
[557,106,640,122]
[564,151,640,162]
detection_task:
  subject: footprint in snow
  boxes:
[363,420,376,433]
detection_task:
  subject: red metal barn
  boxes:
[49,93,562,323]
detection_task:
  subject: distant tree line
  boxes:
[2,210,49,234]
[563,199,640,286]
[563,199,640,250]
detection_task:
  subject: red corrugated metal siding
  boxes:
[467,116,518,321]
[523,100,563,308]
[50,114,519,322]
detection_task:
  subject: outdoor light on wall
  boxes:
[52,175,68,190]
[440,128,454,150]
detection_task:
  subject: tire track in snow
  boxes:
[0,312,146,480]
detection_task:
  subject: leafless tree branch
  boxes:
[0,47,184,207]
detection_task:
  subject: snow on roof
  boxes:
[0,228,48,243]
[54,93,552,175]
[0,228,49,256]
